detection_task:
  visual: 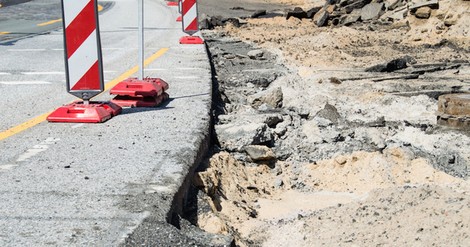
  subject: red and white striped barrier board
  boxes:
[61,0,103,100]
[181,0,198,36]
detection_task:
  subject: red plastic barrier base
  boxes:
[176,16,182,22]
[110,78,168,97]
[167,1,178,6]
[110,78,170,107]
[111,92,170,108]
[47,101,122,123]
[179,36,204,44]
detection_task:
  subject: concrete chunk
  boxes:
[244,145,276,162]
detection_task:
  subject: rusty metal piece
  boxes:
[437,93,470,129]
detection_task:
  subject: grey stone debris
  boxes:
[381,6,408,20]
[247,49,264,59]
[251,10,267,18]
[250,87,284,109]
[215,122,274,151]
[315,103,341,124]
[409,0,439,12]
[314,8,330,26]
[415,6,432,18]
[343,0,372,13]
[361,2,385,20]
[286,7,308,20]
[341,10,361,25]
[385,0,402,10]
[365,56,416,72]
[307,6,322,18]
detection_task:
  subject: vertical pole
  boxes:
[138,0,144,80]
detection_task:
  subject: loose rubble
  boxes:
[192,0,470,246]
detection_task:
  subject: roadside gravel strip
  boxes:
[0,0,218,245]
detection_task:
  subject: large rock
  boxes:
[215,122,274,151]
[361,2,384,20]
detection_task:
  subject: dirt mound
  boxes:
[195,151,469,246]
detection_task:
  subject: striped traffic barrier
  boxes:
[179,0,204,44]
[47,0,121,123]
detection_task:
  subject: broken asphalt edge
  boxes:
[117,47,214,246]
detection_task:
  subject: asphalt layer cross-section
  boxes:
[0,0,213,245]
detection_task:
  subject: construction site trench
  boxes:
[173,0,470,246]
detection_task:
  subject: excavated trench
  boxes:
[172,25,470,246]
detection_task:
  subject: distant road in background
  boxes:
[0,0,112,44]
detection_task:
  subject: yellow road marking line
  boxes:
[104,48,169,91]
[36,5,104,27]
[0,32,10,36]
[0,112,51,141]
[0,48,169,141]
[37,19,61,27]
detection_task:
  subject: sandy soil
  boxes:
[196,0,470,246]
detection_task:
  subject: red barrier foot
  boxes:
[167,1,178,6]
[110,78,166,97]
[111,92,170,107]
[179,36,204,44]
[47,101,122,123]
[110,78,170,107]
[176,15,182,22]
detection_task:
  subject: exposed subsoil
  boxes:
[190,0,470,246]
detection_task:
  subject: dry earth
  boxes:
[195,0,470,246]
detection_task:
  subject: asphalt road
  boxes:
[0,0,212,245]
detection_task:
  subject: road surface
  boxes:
[0,0,212,245]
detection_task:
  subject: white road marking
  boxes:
[174,76,200,79]
[22,72,64,75]
[144,68,200,72]
[16,137,60,162]
[102,48,122,50]
[16,71,114,75]
[0,164,18,171]
[7,48,46,52]
[0,81,52,85]
[176,68,200,70]
[0,72,11,75]
[52,48,64,51]
[145,68,168,71]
